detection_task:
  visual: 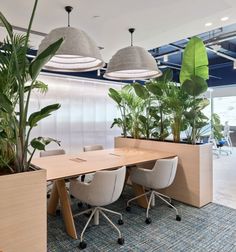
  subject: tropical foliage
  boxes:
[109,37,210,144]
[0,0,63,174]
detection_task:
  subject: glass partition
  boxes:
[29,74,122,154]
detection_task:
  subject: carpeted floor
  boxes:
[48,187,236,252]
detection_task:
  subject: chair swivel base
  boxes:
[74,206,124,250]
[127,189,181,224]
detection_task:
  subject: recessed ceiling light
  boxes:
[205,22,213,27]
[221,17,229,21]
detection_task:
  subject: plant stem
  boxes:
[21,0,38,171]
[0,156,14,174]
[26,148,36,170]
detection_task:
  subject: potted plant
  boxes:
[111,37,213,208]
[0,1,63,251]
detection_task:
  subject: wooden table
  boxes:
[32,147,175,239]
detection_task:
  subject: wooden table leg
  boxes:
[56,180,78,239]
[48,181,59,215]
[126,167,148,208]
[132,182,148,208]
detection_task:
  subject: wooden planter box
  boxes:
[0,169,47,252]
[115,137,213,208]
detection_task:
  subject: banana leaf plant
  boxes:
[109,85,144,138]
[131,83,155,139]
[184,98,210,143]
[211,113,223,141]
[180,37,209,144]
[0,0,63,174]
[145,69,173,140]
[109,86,129,137]
[163,83,189,142]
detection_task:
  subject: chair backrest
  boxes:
[83,145,103,152]
[151,156,178,189]
[85,166,126,206]
[40,149,65,157]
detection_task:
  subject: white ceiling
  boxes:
[1,0,236,61]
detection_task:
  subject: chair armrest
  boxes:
[130,166,153,187]
[69,178,91,201]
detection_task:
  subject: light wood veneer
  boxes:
[0,169,46,252]
[115,137,213,207]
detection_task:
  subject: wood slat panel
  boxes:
[0,169,47,252]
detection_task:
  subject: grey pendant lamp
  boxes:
[104,28,162,80]
[38,6,104,72]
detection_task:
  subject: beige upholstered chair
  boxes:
[81,145,103,182]
[83,144,103,152]
[127,156,181,224]
[70,166,126,249]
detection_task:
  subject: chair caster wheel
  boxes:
[126,206,131,212]
[117,237,124,245]
[145,217,152,224]
[118,219,124,225]
[47,194,50,199]
[56,209,60,216]
[77,202,83,208]
[79,241,87,250]
[176,215,181,221]
[70,194,75,199]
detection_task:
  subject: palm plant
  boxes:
[0,0,63,174]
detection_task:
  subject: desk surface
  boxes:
[32,147,176,181]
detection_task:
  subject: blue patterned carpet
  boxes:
[48,187,236,252]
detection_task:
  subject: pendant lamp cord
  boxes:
[68,12,70,27]
[129,28,135,46]
[65,6,73,27]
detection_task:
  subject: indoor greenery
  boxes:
[0,0,63,174]
[109,37,210,144]
[211,113,223,141]
[109,85,144,139]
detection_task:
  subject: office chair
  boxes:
[126,156,181,224]
[81,144,104,182]
[70,166,126,250]
[208,136,230,157]
[40,149,66,198]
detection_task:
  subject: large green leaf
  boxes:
[28,103,60,127]
[30,137,60,151]
[29,38,63,80]
[180,37,209,84]
[146,83,163,96]
[0,12,13,38]
[195,98,210,111]
[182,76,208,96]
[108,88,122,105]
[0,93,13,113]
[132,83,149,100]
[138,115,147,125]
